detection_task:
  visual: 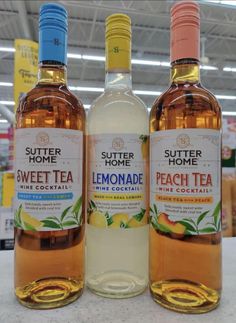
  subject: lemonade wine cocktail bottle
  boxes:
[86,13,149,298]
[149,1,222,313]
[14,3,86,309]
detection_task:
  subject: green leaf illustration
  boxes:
[197,210,209,225]
[153,204,158,215]
[41,220,61,229]
[178,220,196,233]
[72,196,82,219]
[151,218,157,228]
[139,134,148,143]
[88,201,92,211]
[23,223,37,231]
[60,205,72,221]
[185,229,193,235]
[157,222,171,233]
[15,204,22,226]
[149,206,154,214]
[133,208,146,222]
[14,219,21,228]
[105,212,113,226]
[199,227,216,233]
[45,216,61,223]
[90,200,96,209]
[212,201,221,227]
[62,220,78,227]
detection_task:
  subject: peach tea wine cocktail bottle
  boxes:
[150,1,222,314]
[86,14,149,298]
[14,3,85,309]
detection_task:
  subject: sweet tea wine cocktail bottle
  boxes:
[149,0,222,313]
[14,3,86,309]
[86,14,149,298]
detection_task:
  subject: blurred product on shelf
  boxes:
[222,117,236,237]
[222,176,233,237]
[0,171,14,250]
[2,171,14,207]
[0,207,14,250]
[0,125,11,171]
[231,179,236,236]
[8,126,14,171]
[0,124,14,250]
[14,39,38,111]
[222,118,236,176]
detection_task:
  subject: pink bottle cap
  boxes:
[170,0,200,62]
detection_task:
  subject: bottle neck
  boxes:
[171,59,200,84]
[105,71,132,90]
[38,63,67,85]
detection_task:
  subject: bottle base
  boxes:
[15,277,84,309]
[150,280,220,314]
[87,271,147,299]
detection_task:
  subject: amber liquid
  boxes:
[14,64,86,309]
[149,60,222,313]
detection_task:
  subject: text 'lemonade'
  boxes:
[86,13,149,298]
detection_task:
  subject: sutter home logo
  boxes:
[101,137,135,166]
[163,133,202,166]
[25,132,61,164]
[164,149,202,166]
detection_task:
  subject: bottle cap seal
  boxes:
[171,0,200,62]
[39,3,68,64]
[105,13,131,71]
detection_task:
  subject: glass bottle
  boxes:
[149,1,222,313]
[14,3,85,309]
[86,13,149,298]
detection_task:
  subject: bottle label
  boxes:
[88,133,148,228]
[14,128,83,231]
[150,129,221,236]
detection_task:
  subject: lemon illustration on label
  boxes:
[21,211,42,230]
[89,211,108,228]
[127,209,147,228]
[110,213,129,228]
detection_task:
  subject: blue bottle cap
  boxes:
[39,3,68,65]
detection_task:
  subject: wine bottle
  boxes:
[149,0,222,313]
[14,3,86,309]
[86,13,149,298]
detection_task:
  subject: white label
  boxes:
[88,134,148,228]
[14,128,83,231]
[150,129,221,236]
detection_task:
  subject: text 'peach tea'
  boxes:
[14,3,86,309]
[149,1,222,314]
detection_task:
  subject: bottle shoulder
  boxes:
[150,83,221,132]
[89,89,147,114]
[151,83,221,113]
[16,84,85,116]
[87,89,149,134]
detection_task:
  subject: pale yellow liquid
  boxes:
[86,82,149,298]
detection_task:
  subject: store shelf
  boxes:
[0,237,235,323]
